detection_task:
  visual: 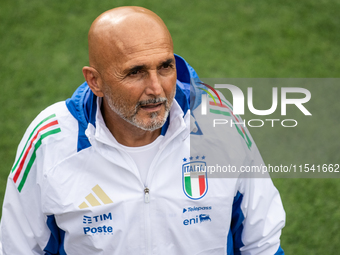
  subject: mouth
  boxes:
[140,102,164,112]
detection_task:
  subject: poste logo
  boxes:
[82,212,113,235]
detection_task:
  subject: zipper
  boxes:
[144,187,150,203]
[141,120,186,254]
[144,186,151,254]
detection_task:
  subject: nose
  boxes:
[144,70,163,97]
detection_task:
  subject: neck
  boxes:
[101,99,161,147]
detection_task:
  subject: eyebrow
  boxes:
[159,58,175,68]
[125,58,175,74]
[127,65,145,74]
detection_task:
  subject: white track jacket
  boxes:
[0,55,285,255]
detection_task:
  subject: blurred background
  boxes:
[1,0,339,254]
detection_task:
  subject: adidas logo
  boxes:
[79,184,113,209]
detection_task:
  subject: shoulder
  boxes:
[192,89,253,150]
[191,87,264,176]
[22,101,79,150]
[10,101,79,191]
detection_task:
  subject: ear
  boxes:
[82,66,104,97]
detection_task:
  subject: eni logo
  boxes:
[183,214,212,226]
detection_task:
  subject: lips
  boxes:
[137,98,167,113]
[140,103,163,109]
[139,102,164,112]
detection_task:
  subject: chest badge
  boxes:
[182,156,208,200]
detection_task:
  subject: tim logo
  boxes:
[183,214,212,226]
[82,213,113,235]
[200,83,312,116]
[82,213,112,224]
[83,216,92,224]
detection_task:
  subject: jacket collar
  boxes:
[65,54,202,152]
[90,97,189,149]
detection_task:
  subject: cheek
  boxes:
[124,88,145,105]
[105,81,141,106]
[162,75,177,98]
[115,92,139,107]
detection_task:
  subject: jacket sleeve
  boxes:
[0,112,63,255]
[229,143,286,255]
[0,177,51,254]
[229,177,285,255]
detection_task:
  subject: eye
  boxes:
[162,63,172,69]
[161,62,173,69]
[127,68,143,77]
[129,70,139,76]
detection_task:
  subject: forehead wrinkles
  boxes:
[116,41,174,67]
[112,19,172,57]
[89,13,173,71]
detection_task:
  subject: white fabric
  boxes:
[95,98,165,186]
[0,92,285,254]
[118,136,164,186]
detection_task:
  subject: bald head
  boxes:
[82,7,177,143]
[88,6,173,73]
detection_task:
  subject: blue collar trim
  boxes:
[66,54,201,151]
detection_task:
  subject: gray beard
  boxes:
[106,96,171,132]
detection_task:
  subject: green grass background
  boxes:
[1,0,339,254]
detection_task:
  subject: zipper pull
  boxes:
[144,187,150,203]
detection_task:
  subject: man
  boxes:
[0,6,285,254]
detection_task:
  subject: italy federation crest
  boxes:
[182,161,208,200]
